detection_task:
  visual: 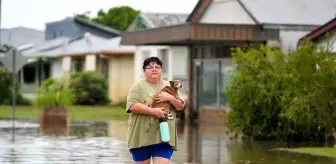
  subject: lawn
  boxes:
[275,147,336,158]
[0,105,128,121]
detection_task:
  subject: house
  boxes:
[126,12,189,98]
[21,17,135,104]
[121,0,336,124]
[0,27,45,48]
[298,16,336,53]
[59,35,135,105]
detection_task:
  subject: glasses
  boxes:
[145,66,162,70]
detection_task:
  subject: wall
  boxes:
[45,18,80,40]
[133,45,170,82]
[279,30,311,53]
[316,31,336,52]
[133,45,189,98]
[45,18,118,40]
[108,55,134,104]
[50,58,62,78]
[200,0,255,24]
[171,46,188,77]
[171,46,189,98]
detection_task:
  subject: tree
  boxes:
[76,6,140,31]
[0,44,31,105]
[226,41,336,142]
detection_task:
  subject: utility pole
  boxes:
[0,0,2,45]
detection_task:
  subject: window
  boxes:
[157,49,169,79]
[100,58,109,79]
[140,50,151,79]
[134,17,147,31]
[53,32,57,39]
[59,30,64,36]
[142,50,150,60]
[72,58,84,72]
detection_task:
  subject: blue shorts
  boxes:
[129,143,174,162]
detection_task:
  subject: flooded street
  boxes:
[0,120,335,164]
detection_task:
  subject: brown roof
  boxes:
[299,16,336,44]
[121,23,279,45]
[186,0,213,23]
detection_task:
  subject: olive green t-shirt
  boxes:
[126,79,182,151]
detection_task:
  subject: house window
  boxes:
[158,49,169,79]
[134,17,147,31]
[100,58,109,79]
[59,30,64,36]
[140,50,151,79]
[72,58,84,72]
[142,50,150,60]
[53,32,57,39]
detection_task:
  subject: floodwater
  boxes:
[0,119,335,164]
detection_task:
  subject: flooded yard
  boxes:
[0,119,335,164]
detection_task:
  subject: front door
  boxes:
[193,58,234,115]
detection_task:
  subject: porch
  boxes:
[121,23,280,124]
[19,54,109,100]
[20,57,52,99]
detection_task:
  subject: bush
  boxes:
[0,66,31,105]
[33,78,76,108]
[226,41,336,142]
[69,71,110,105]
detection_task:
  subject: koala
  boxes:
[152,80,182,122]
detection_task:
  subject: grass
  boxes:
[275,147,336,158]
[0,105,128,121]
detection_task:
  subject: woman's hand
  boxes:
[155,92,174,103]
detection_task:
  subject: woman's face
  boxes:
[144,62,162,80]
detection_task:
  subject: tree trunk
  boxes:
[39,107,68,135]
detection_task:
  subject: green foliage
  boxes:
[69,71,110,105]
[0,66,31,105]
[227,40,336,141]
[33,78,75,108]
[75,6,140,31]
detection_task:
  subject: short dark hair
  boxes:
[142,57,162,70]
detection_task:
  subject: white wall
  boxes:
[199,0,315,55]
[51,58,62,78]
[200,0,255,24]
[279,30,311,53]
[316,32,336,52]
[134,45,170,82]
[134,45,189,98]
[85,54,96,71]
[171,46,188,98]
[171,46,188,77]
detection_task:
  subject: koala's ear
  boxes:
[169,81,174,86]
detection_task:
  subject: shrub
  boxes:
[0,66,31,105]
[69,71,110,105]
[33,78,76,108]
[226,41,336,142]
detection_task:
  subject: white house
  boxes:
[121,0,336,123]
[127,12,190,98]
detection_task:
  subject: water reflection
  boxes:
[0,119,335,164]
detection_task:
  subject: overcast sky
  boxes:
[1,0,198,30]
